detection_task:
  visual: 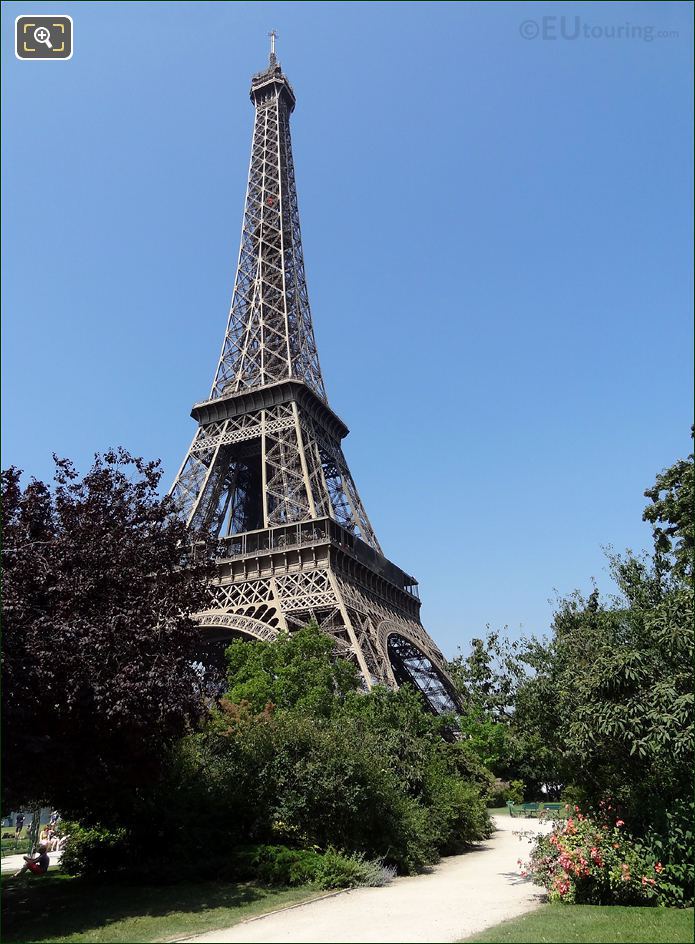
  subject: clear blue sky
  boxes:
[2,1,693,658]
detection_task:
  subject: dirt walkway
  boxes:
[180,816,551,943]
[1,850,62,873]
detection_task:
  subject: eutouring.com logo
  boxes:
[519,17,680,42]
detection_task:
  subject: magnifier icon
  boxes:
[34,26,53,49]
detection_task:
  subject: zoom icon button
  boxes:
[16,16,73,59]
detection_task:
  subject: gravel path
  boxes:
[180,816,552,943]
[1,850,62,873]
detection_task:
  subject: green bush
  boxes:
[506,780,525,805]
[240,845,323,886]
[640,799,694,907]
[560,785,589,809]
[485,779,508,808]
[60,822,130,876]
[314,848,394,888]
[230,844,392,889]
[487,779,525,807]
[425,768,492,855]
[59,627,492,883]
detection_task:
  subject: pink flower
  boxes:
[616,819,625,827]
[558,880,570,896]
[655,862,663,874]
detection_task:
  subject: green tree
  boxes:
[510,445,693,834]
[219,626,492,869]
[224,623,361,717]
[642,432,693,580]
[448,630,523,722]
[546,561,693,832]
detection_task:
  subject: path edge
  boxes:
[169,887,352,943]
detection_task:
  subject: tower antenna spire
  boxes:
[268,29,278,65]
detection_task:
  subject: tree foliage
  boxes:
[642,432,693,579]
[1,450,211,818]
[449,442,693,830]
[533,561,692,831]
[65,625,492,879]
[224,624,361,717]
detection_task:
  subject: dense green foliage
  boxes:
[60,625,491,881]
[642,441,693,580]
[224,625,360,716]
[60,824,390,891]
[230,845,393,889]
[1,452,211,819]
[451,443,694,906]
[60,823,131,877]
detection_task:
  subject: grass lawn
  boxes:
[462,903,695,943]
[1,831,31,858]
[2,872,320,943]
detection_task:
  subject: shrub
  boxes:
[486,778,526,808]
[426,769,493,855]
[61,629,493,883]
[238,845,323,886]
[641,799,694,907]
[560,785,588,809]
[231,844,393,889]
[524,809,671,906]
[60,822,130,876]
[486,779,508,808]
[506,780,525,805]
[313,848,395,889]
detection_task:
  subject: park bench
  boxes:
[506,801,563,817]
[507,801,540,817]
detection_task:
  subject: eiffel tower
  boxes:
[170,39,459,714]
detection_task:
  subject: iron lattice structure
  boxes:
[171,49,460,713]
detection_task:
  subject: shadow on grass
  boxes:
[2,871,273,943]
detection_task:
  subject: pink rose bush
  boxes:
[523,809,665,905]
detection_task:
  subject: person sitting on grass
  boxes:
[13,843,49,878]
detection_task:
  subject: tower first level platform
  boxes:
[201,514,458,715]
